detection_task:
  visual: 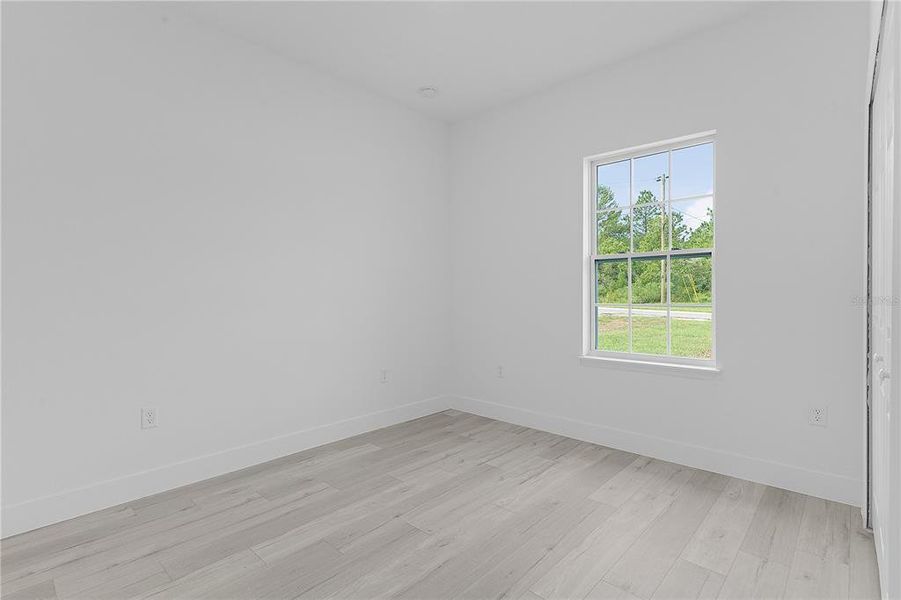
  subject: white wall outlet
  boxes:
[141,407,159,429]
[380,369,389,384]
[809,406,827,427]
[496,365,504,378]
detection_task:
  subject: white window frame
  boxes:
[581,131,717,370]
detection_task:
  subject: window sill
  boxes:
[579,355,721,377]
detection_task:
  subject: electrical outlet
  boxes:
[809,406,827,427]
[496,365,504,378]
[141,407,159,429]
[380,369,389,384]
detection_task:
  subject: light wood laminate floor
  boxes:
[0,410,882,600]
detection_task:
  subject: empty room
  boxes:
[2,1,899,599]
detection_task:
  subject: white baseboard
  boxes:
[1,396,448,538]
[447,395,862,506]
[3,393,862,538]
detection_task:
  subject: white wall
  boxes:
[447,2,870,505]
[1,3,450,536]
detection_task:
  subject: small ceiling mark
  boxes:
[417,86,439,100]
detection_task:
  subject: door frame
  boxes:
[867,1,900,597]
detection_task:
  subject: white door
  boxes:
[870,2,900,597]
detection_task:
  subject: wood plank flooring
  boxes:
[0,410,882,599]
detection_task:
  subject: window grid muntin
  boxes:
[590,137,714,363]
[667,149,672,355]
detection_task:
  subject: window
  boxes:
[583,133,715,367]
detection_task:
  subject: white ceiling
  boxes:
[183,2,759,122]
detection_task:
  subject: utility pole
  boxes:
[656,173,668,304]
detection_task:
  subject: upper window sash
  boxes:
[590,135,715,261]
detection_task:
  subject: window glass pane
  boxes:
[631,313,667,356]
[631,257,667,306]
[671,255,712,304]
[672,197,713,250]
[597,306,629,352]
[597,160,630,209]
[632,151,668,204]
[630,255,667,355]
[632,203,667,252]
[596,259,628,303]
[597,208,630,254]
[671,143,713,199]
[670,305,712,358]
